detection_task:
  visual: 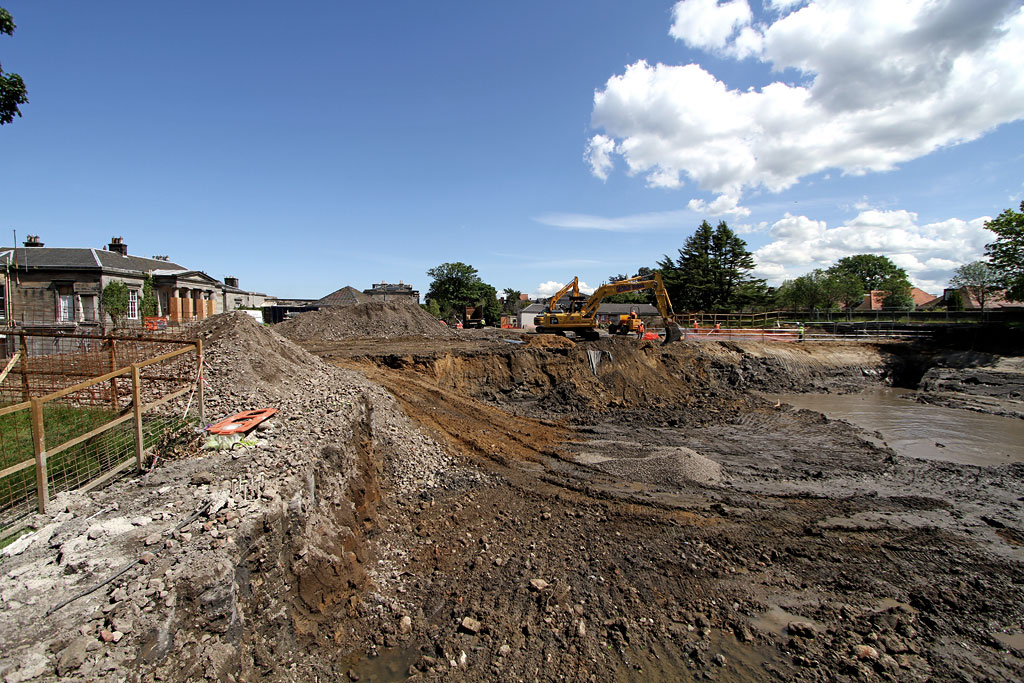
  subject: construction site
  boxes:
[1,301,1023,682]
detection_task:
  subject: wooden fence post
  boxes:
[108,340,119,408]
[31,397,48,513]
[131,363,144,472]
[196,339,205,426]
[19,332,30,402]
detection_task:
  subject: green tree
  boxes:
[945,290,964,311]
[830,254,908,292]
[502,288,523,315]
[949,260,1001,311]
[776,269,840,311]
[0,8,28,125]
[426,262,484,317]
[140,276,158,317]
[658,221,759,311]
[426,262,501,323]
[825,270,866,316]
[422,298,442,318]
[984,201,1024,301]
[101,280,130,329]
[880,276,914,310]
[477,283,501,325]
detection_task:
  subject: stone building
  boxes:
[0,236,231,331]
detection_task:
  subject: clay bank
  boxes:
[1,307,1022,682]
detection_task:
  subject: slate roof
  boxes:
[315,286,368,307]
[1,247,187,272]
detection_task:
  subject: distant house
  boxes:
[0,236,232,332]
[363,281,419,304]
[854,287,937,311]
[221,276,272,313]
[519,303,546,329]
[518,302,660,329]
[940,287,1024,310]
[314,286,368,307]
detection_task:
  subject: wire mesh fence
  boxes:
[0,331,203,536]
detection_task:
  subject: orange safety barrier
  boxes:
[207,408,278,435]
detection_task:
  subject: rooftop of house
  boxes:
[0,246,189,273]
[314,286,368,306]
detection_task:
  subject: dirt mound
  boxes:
[522,333,576,349]
[194,312,326,400]
[277,301,456,341]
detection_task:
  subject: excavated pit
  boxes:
[2,315,1022,682]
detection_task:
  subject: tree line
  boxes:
[423,202,1024,321]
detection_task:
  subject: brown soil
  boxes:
[277,301,456,342]
[2,317,1022,682]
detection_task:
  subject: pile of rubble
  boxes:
[277,301,456,341]
[0,312,471,681]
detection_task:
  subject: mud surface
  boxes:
[317,333,1024,681]
[2,317,1022,682]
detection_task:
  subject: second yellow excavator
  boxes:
[533,273,683,343]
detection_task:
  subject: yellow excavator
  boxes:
[533,273,683,343]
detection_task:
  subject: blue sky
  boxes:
[2,1,1022,299]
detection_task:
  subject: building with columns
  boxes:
[0,236,254,332]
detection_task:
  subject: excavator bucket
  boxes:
[662,323,683,344]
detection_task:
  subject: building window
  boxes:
[81,295,96,321]
[57,285,74,322]
[128,290,139,319]
[0,283,6,321]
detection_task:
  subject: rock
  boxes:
[854,644,879,660]
[140,552,156,564]
[577,620,587,638]
[100,629,116,643]
[713,653,727,666]
[529,579,549,592]
[498,644,511,657]
[191,472,214,486]
[876,654,899,673]
[1,533,35,557]
[3,652,49,683]
[460,617,482,634]
[788,621,816,638]
[87,526,105,540]
[399,616,412,634]
[346,669,359,681]
[57,636,91,675]
[144,533,162,546]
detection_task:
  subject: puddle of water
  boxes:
[993,631,1024,652]
[765,388,1024,466]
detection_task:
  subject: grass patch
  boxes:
[1,403,185,521]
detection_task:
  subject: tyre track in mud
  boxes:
[300,336,1024,681]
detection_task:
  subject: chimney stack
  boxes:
[224,276,239,289]
[23,235,44,248]
[108,237,128,256]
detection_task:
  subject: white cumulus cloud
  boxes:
[532,280,596,299]
[752,209,995,293]
[669,0,753,51]
[687,193,751,217]
[588,1,1024,198]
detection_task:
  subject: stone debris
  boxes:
[277,300,456,341]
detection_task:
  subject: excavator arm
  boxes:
[581,273,682,342]
[534,273,682,343]
[545,277,580,313]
